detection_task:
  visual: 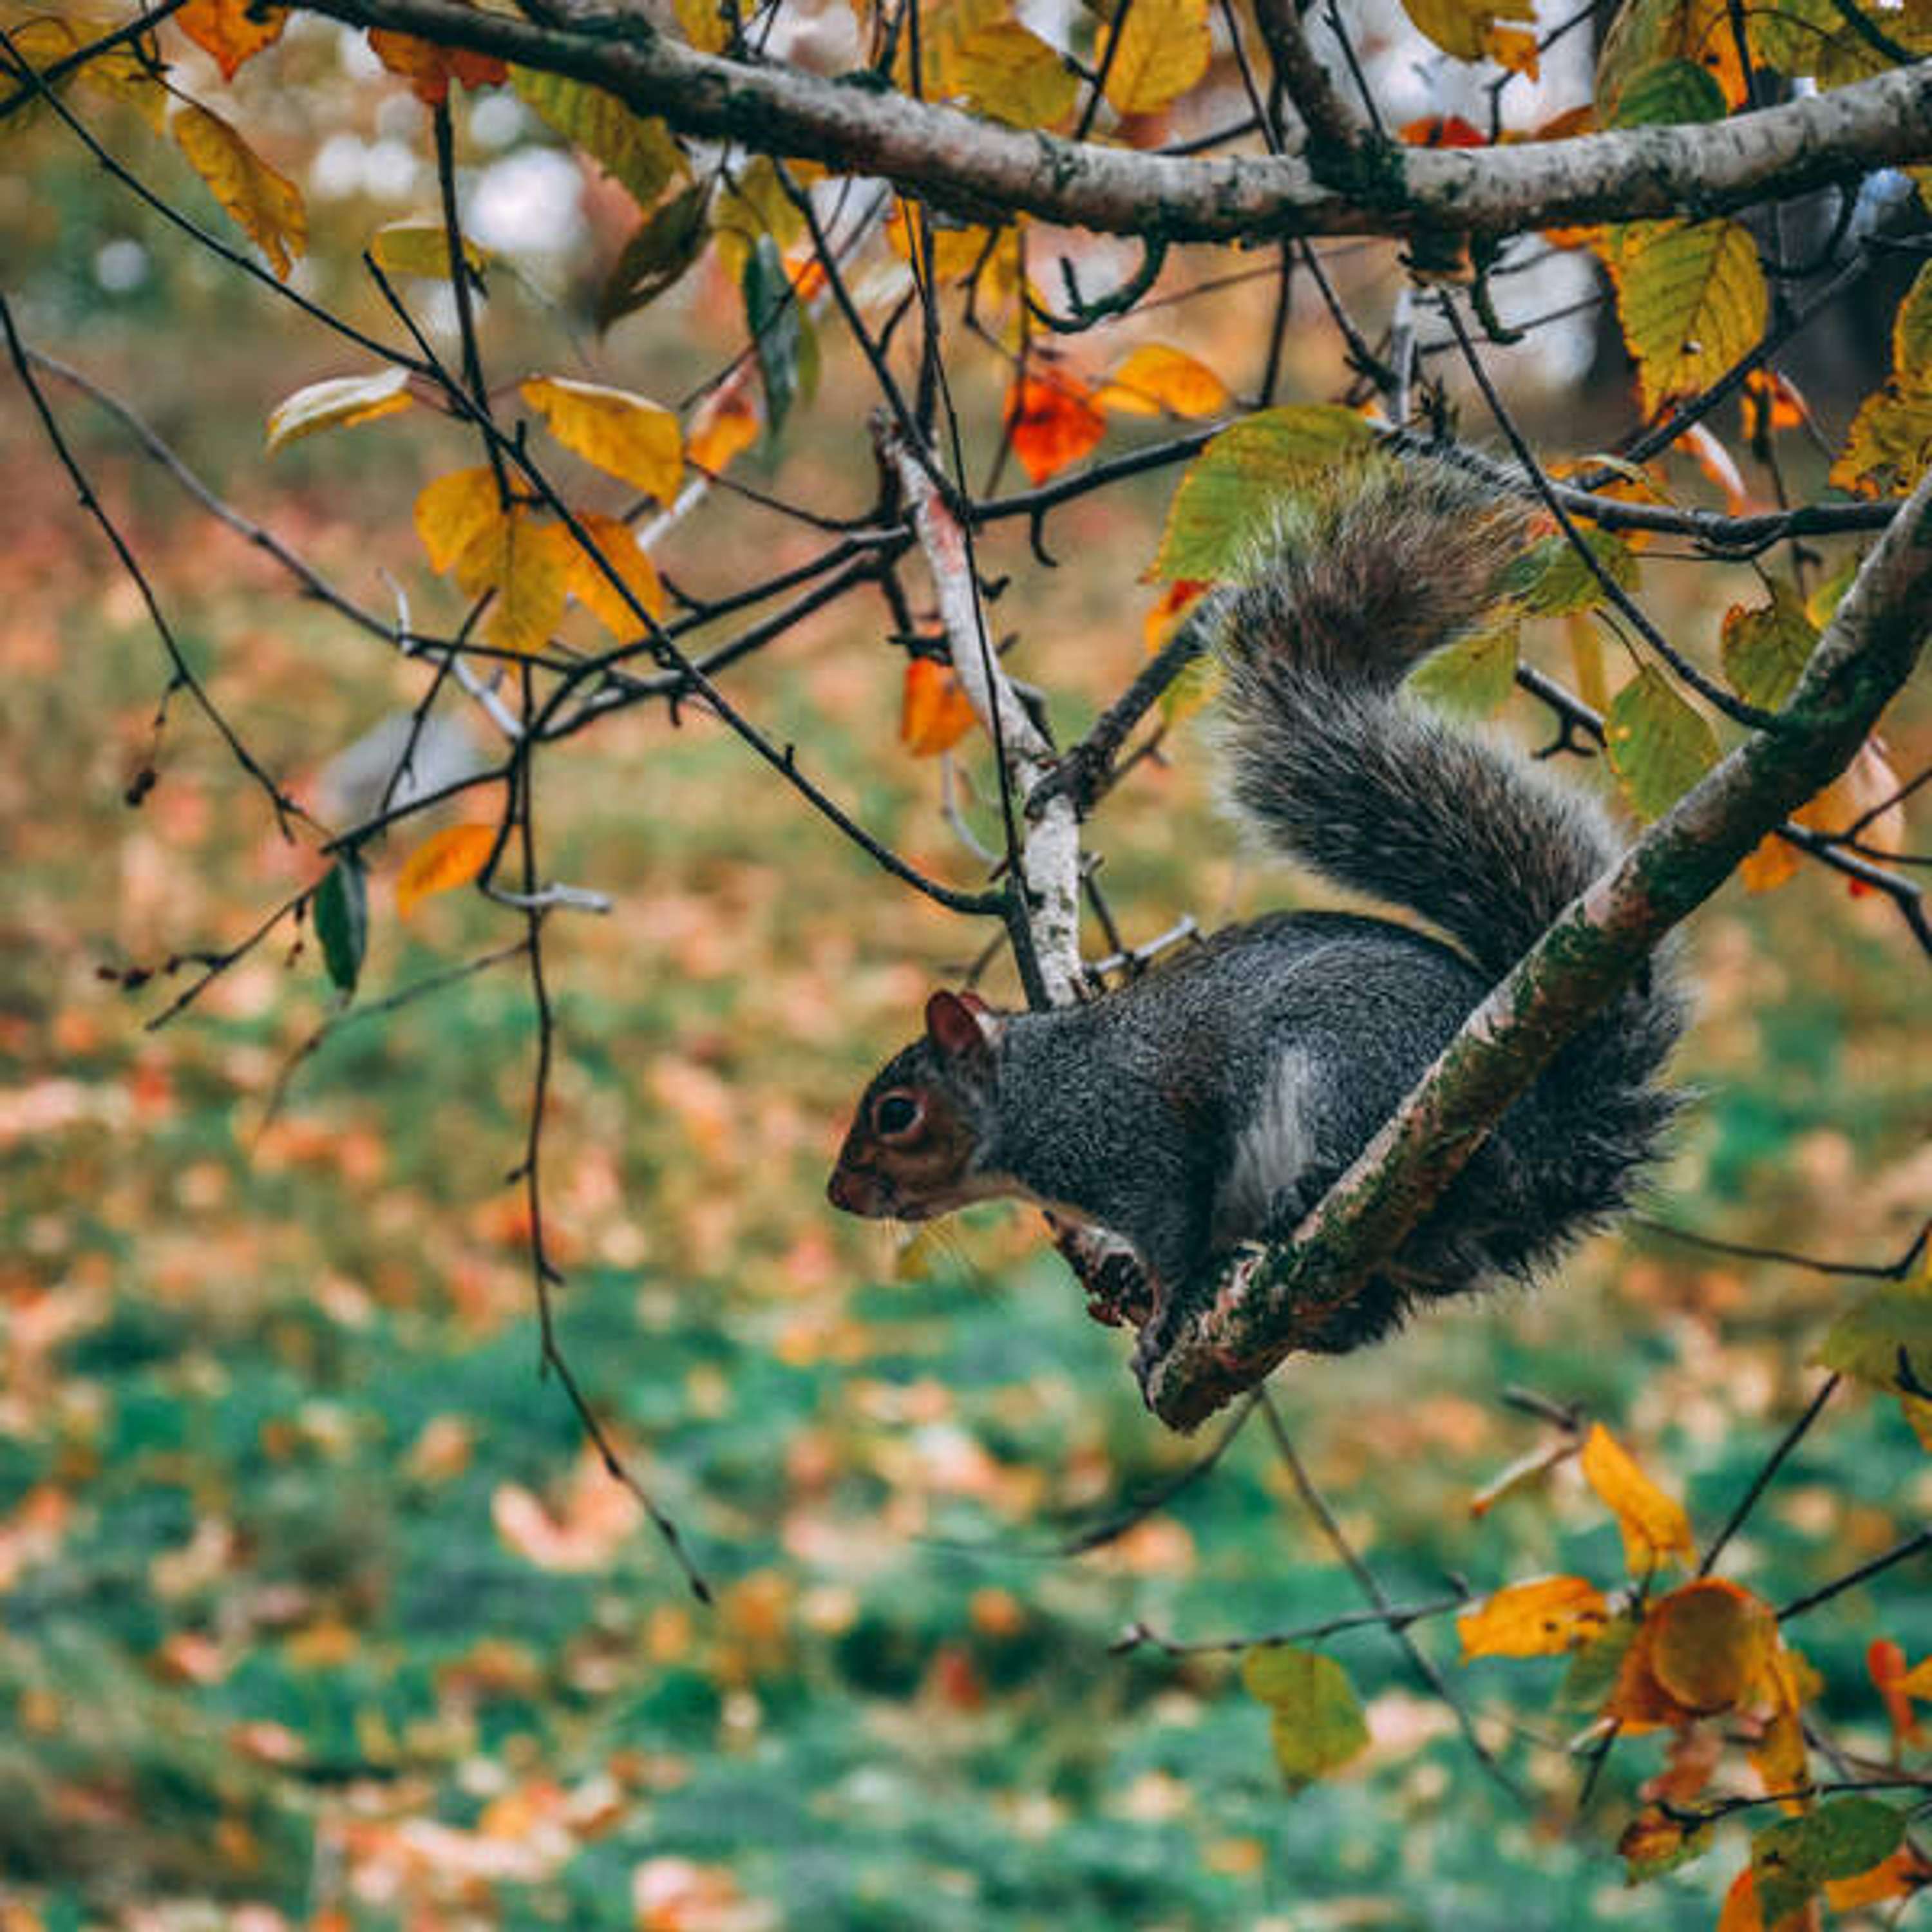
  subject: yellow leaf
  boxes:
[1102,0,1211,114]
[1597,0,1747,112]
[368,220,490,279]
[1602,219,1766,416]
[951,19,1077,126]
[414,466,504,576]
[396,823,495,916]
[479,510,571,656]
[1457,1576,1609,1659]
[1580,1422,1696,1573]
[172,102,307,281]
[1399,0,1535,62]
[520,375,683,499]
[672,0,731,52]
[1095,344,1230,419]
[1831,379,1932,498]
[562,513,664,634]
[176,0,287,79]
[265,368,413,452]
[8,15,169,128]
[687,386,760,474]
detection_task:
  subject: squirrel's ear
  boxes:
[925,989,997,1065]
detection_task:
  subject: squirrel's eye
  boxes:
[873,1092,922,1140]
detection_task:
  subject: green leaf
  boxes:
[1605,664,1718,820]
[1719,578,1816,710]
[314,857,368,998]
[510,67,685,211]
[1753,1798,1908,1926]
[743,232,802,440]
[1406,615,1520,719]
[1607,57,1728,125]
[1816,1283,1932,1393]
[598,182,712,331]
[1150,407,1378,582]
[1240,1645,1369,1793]
[1497,529,1639,616]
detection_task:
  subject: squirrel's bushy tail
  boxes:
[1215,457,1604,980]
[1211,455,1683,1247]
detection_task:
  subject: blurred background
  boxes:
[2,8,1929,1927]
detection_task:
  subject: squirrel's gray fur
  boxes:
[829,458,1684,1353]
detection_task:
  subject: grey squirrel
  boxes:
[826,459,1683,1359]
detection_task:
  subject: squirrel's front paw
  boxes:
[1048,1217,1156,1328]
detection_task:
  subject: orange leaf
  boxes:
[177,0,287,78]
[1481,20,1539,75]
[395,823,495,916]
[1825,1848,1932,1911]
[687,386,761,474]
[1868,1639,1926,1747]
[563,513,664,634]
[1399,114,1487,147]
[1738,831,1799,893]
[1743,368,1811,434]
[900,658,978,757]
[1580,1422,1696,1573]
[1648,1578,1779,1716]
[1094,345,1231,419]
[1718,1867,1764,1932]
[368,27,507,104]
[1457,1575,1609,1659]
[1144,579,1208,652]
[1005,372,1106,486]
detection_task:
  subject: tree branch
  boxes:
[1141,460,1932,1430]
[292,0,1932,243]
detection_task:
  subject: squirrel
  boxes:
[826,458,1684,1361]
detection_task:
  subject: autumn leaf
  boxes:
[1647,1578,1779,1715]
[1618,1804,1712,1879]
[475,511,572,656]
[265,368,413,453]
[1457,1575,1609,1659]
[1601,220,1767,416]
[1721,578,1815,710]
[1597,0,1746,112]
[687,386,760,475]
[1102,0,1212,115]
[1150,407,1378,580]
[1605,665,1718,822]
[511,66,684,210]
[950,19,1077,128]
[597,182,712,330]
[900,658,978,757]
[395,823,496,916]
[561,513,664,635]
[1579,1422,1696,1572]
[520,376,683,499]
[1241,1646,1369,1792]
[368,220,491,279]
[414,466,504,576]
[1816,1283,1932,1394]
[172,103,307,280]
[1005,371,1106,486]
[368,28,506,104]
[1754,1798,1908,1926]
[1866,1639,1925,1747]
[5,15,169,127]
[1399,114,1488,147]
[1399,0,1535,63]
[1094,344,1230,419]
[1405,616,1520,720]
[176,0,287,79]
[1498,528,1638,616]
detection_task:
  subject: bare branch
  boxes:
[290,0,1932,244]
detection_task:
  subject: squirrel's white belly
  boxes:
[1211,1046,1318,1247]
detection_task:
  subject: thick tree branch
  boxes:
[1141,462,1932,1430]
[293,0,1932,242]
